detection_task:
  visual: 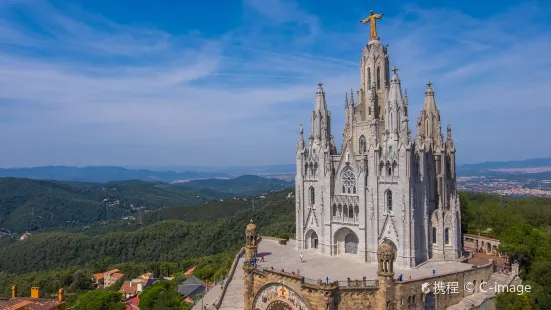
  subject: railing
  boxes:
[213,247,245,309]
[337,278,378,288]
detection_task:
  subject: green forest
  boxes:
[1,177,550,309]
[0,175,290,233]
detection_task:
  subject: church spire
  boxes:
[315,81,327,111]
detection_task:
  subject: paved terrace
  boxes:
[256,239,475,282]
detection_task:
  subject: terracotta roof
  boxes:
[93,273,105,280]
[184,297,193,303]
[119,281,139,295]
[184,266,196,276]
[0,297,65,310]
[105,269,120,275]
[112,273,125,279]
[124,296,140,310]
[463,233,500,241]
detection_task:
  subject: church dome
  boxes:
[246,219,256,231]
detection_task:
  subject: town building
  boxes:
[103,269,126,288]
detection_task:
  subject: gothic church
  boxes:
[295,21,462,268]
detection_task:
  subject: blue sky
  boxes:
[0,0,550,168]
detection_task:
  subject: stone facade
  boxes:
[243,221,493,310]
[295,20,461,269]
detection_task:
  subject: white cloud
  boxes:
[0,1,549,166]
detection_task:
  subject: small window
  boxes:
[368,67,371,89]
[333,204,337,217]
[348,207,353,219]
[309,187,315,205]
[432,227,437,244]
[445,228,450,244]
[353,186,356,194]
[387,166,392,176]
[386,190,392,211]
[376,67,381,90]
[359,135,367,154]
[389,146,392,153]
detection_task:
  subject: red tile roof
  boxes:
[0,297,65,310]
[119,281,139,296]
[124,296,140,310]
[184,266,196,276]
[112,273,125,279]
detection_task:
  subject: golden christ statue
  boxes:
[360,10,384,41]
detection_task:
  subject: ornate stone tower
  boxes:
[243,219,257,310]
[413,82,461,262]
[377,241,396,310]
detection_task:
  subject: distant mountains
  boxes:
[0,166,232,183]
[458,157,551,170]
[0,175,292,233]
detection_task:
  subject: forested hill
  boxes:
[0,191,295,275]
[0,176,292,233]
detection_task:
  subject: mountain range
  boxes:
[0,157,549,184]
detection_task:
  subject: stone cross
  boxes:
[426,80,433,88]
[392,66,399,75]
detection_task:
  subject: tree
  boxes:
[495,291,531,310]
[74,290,125,310]
[139,280,182,310]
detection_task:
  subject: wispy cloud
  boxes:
[0,0,549,167]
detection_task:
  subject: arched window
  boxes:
[359,135,367,154]
[392,161,398,177]
[333,204,337,217]
[304,163,308,175]
[376,67,381,90]
[389,146,393,153]
[348,206,354,219]
[343,205,348,218]
[368,67,371,89]
[342,184,346,193]
[341,169,357,195]
[353,186,356,194]
[386,190,392,211]
[309,187,315,205]
[432,227,437,244]
[445,228,450,244]
[387,161,392,176]
[368,106,372,116]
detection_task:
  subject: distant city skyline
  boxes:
[0,0,550,167]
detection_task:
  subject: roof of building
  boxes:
[93,272,105,280]
[463,234,500,241]
[105,268,120,275]
[0,297,65,310]
[112,272,125,279]
[184,266,196,276]
[177,275,206,298]
[119,281,139,296]
[124,295,140,310]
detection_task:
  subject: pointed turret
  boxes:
[344,93,349,126]
[297,124,305,151]
[384,67,408,138]
[416,81,443,149]
[315,81,327,111]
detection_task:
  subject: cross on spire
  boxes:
[318,81,323,87]
[392,66,399,75]
[426,80,433,88]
